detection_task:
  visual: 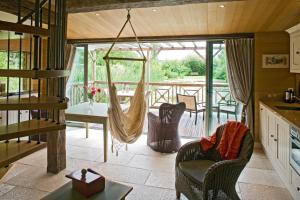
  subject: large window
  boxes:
[0,51,27,93]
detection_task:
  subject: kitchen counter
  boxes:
[260,100,300,129]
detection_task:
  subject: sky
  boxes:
[157,50,206,60]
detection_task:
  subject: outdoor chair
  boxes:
[176,94,205,125]
[175,123,254,200]
[218,96,239,121]
[147,102,186,153]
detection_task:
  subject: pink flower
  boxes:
[97,88,101,93]
[91,87,96,91]
[91,90,96,95]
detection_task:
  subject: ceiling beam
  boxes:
[177,42,185,48]
[67,33,254,44]
[66,0,244,13]
[162,42,174,48]
[192,42,198,48]
[93,46,222,51]
[0,0,55,24]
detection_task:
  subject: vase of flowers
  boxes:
[85,86,101,107]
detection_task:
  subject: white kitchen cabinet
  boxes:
[259,104,267,148]
[259,102,300,199]
[275,116,290,181]
[287,23,300,73]
[267,109,277,157]
[291,168,300,199]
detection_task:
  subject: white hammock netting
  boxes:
[107,78,146,144]
[104,10,147,144]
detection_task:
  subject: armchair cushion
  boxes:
[179,160,216,187]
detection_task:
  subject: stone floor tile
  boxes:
[252,148,267,159]
[94,163,150,185]
[0,127,293,200]
[145,171,175,189]
[125,183,177,200]
[0,183,15,196]
[66,157,100,172]
[238,168,285,188]
[128,154,175,173]
[4,166,70,192]
[239,182,293,200]
[107,151,135,165]
[0,163,32,183]
[67,145,103,162]
[246,157,273,170]
[0,186,48,200]
[17,149,47,168]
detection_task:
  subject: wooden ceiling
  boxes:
[67,0,300,40]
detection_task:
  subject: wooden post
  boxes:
[84,45,89,102]
[47,110,66,173]
[91,50,96,83]
[146,50,151,113]
[47,0,67,173]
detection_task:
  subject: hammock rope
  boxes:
[104,9,147,144]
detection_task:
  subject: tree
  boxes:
[161,59,191,79]
[183,55,206,76]
[213,50,228,81]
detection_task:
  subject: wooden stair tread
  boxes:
[0,140,46,168]
[0,20,48,38]
[0,96,68,110]
[0,119,66,141]
[0,69,70,79]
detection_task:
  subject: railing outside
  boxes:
[66,80,230,108]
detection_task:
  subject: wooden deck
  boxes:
[144,108,240,138]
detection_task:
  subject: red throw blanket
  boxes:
[200,121,249,160]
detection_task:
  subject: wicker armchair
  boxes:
[175,124,254,200]
[147,102,186,153]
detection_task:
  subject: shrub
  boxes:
[183,56,206,76]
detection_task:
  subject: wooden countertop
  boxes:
[260,100,300,129]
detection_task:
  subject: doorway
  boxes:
[206,41,241,135]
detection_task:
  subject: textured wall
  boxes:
[254,31,296,141]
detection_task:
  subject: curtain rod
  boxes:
[67,33,255,45]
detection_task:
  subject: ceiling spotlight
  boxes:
[152,9,157,12]
[219,5,225,8]
[95,13,100,16]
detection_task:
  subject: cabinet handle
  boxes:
[274,139,278,142]
[270,134,274,138]
[297,187,300,191]
[296,51,300,55]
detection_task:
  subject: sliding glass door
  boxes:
[206,41,240,135]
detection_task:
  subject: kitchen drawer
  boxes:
[291,168,300,198]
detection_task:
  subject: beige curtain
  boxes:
[64,44,76,83]
[225,38,254,134]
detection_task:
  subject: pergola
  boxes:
[85,41,224,82]
[89,41,223,61]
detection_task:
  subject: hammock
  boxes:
[103,10,147,144]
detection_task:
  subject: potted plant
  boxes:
[85,86,101,106]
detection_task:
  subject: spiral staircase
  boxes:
[0,0,68,173]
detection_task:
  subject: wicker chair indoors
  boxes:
[147,102,186,153]
[175,124,254,200]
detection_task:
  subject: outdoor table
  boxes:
[65,102,110,162]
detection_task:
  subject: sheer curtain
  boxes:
[225,38,254,134]
[64,44,76,83]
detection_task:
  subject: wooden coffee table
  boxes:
[42,180,133,200]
